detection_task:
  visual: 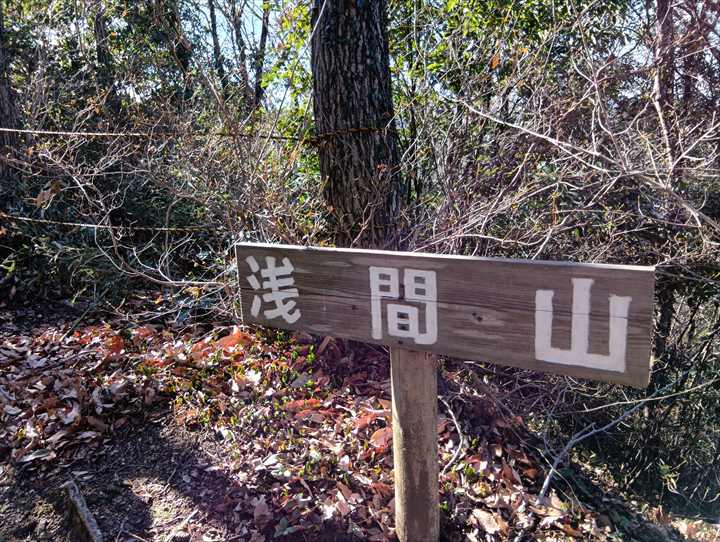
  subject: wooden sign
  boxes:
[234,242,655,541]
[235,243,655,387]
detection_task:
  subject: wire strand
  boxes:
[0,126,300,141]
[0,211,205,233]
[0,124,393,145]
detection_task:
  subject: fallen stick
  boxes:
[63,480,103,542]
[163,509,197,542]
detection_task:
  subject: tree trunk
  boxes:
[155,0,193,102]
[311,0,403,249]
[227,0,253,110]
[0,0,20,201]
[253,2,270,108]
[652,0,676,173]
[207,0,227,97]
[654,0,674,110]
[92,2,120,114]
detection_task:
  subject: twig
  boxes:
[439,396,465,475]
[163,509,198,542]
[512,374,691,542]
[59,286,112,343]
[63,480,104,542]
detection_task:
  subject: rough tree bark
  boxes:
[0,0,20,199]
[226,0,253,110]
[92,2,120,114]
[155,0,193,101]
[207,0,228,97]
[310,0,403,249]
[653,0,676,172]
[252,2,270,108]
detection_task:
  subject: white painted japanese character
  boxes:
[535,278,631,372]
[369,266,438,345]
[246,256,301,324]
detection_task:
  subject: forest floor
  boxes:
[0,298,716,542]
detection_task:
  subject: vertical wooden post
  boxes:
[390,348,439,542]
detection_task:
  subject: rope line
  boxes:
[0,211,204,233]
[0,124,393,145]
[0,126,300,142]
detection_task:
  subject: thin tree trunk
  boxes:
[652,0,676,174]
[207,0,227,97]
[654,0,675,110]
[311,0,403,249]
[156,0,193,102]
[253,2,270,108]
[0,0,20,199]
[92,2,120,114]
[228,0,253,110]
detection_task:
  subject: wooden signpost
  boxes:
[235,242,655,541]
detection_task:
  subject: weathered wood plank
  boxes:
[235,243,655,387]
[391,348,439,542]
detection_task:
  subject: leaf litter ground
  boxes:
[0,300,711,541]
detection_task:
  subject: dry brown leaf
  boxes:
[18,448,56,463]
[35,189,52,208]
[370,426,393,449]
[284,398,321,412]
[46,429,70,444]
[472,509,501,534]
[354,410,389,430]
[501,459,522,485]
[337,481,353,501]
[295,409,324,423]
[252,495,271,528]
[216,328,252,350]
[560,523,584,538]
[86,416,108,432]
[59,402,80,424]
[335,496,351,517]
[370,482,393,499]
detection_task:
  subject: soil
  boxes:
[1,405,366,542]
[0,303,710,542]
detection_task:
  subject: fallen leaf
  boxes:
[560,523,584,538]
[245,369,262,386]
[216,328,252,350]
[253,495,270,528]
[501,459,521,485]
[337,481,353,500]
[335,494,351,517]
[86,416,108,432]
[59,402,80,425]
[35,189,53,207]
[284,398,321,412]
[46,429,70,444]
[3,405,22,416]
[370,482,393,499]
[19,448,56,463]
[472,509,502,534]
[370,426,392,449]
